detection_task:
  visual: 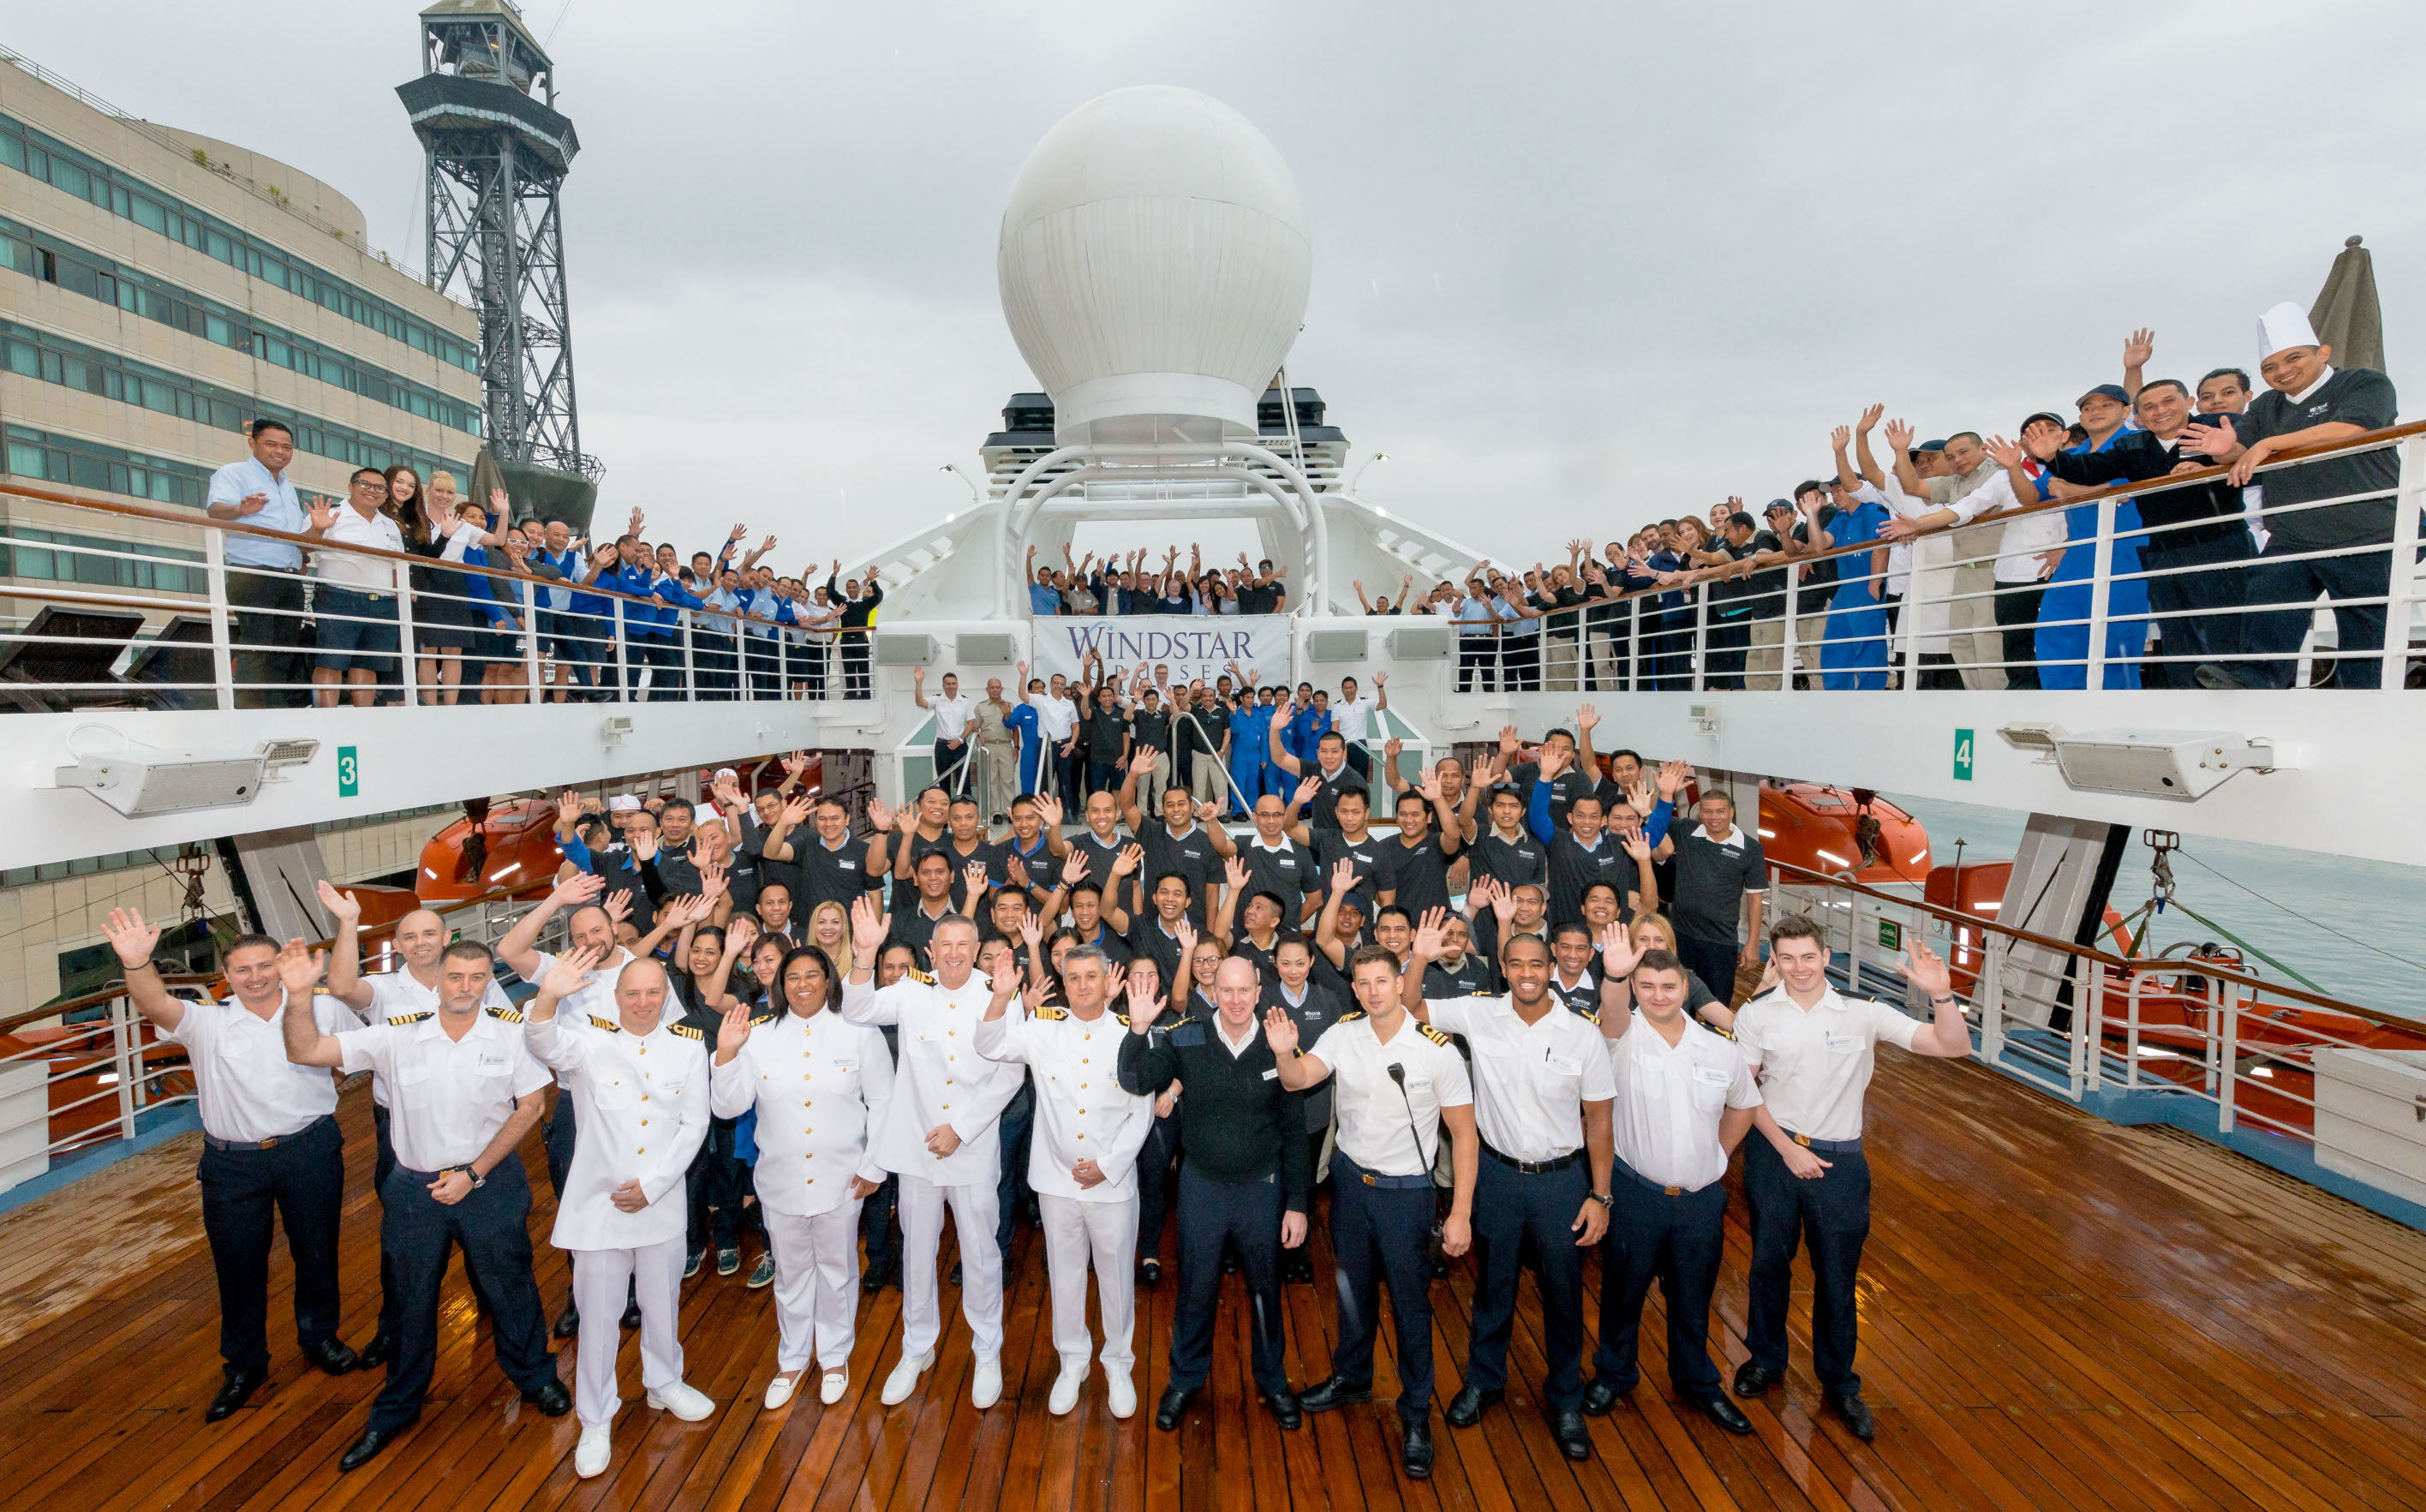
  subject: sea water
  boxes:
[1890,793,2426,1025]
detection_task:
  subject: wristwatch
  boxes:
[447,1167,486,1189]
[1588,1191,1613,1210]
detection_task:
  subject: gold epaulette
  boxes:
[586,1014,620,1033]
[909,968,936,984]
[749,1007,783,1025]
[1033,1006,1068,1021]
[1573,1005,1600,1025]
[386,1011,433,1026]
[483,1006,524,1024]
[1418,1023,1453,1047]
[669,1024,706,1041]
[1113,1011,1131,1026]
[1337,1009,1368,1023]
[1707,1024,1736,1041]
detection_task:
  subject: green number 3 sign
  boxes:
[337,744,360,798]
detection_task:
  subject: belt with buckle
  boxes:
[1339,1156,1431,1191]
[204,1113,333,1152]
[1613,1158,1704,1198]
[1483,1144,1581,1174]
[1783,1130,1862,1153]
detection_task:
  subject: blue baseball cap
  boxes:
[2076,382,2129,409]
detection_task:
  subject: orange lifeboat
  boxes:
[418,798,566,904]
[1756,784,1931,887]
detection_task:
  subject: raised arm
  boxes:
[314,880,374,1012]
[495,872,604,981]
[277,941,346,1068]
[100,907,185,1032]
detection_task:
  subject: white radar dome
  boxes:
[997,86,1312,447]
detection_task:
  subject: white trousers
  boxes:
[1037,1192,1138,1375]
[571,1236,684,1429]
[765,1202,864,1374]
[898,1172,1003,1363]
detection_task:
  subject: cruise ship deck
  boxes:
[6,1041,2421,1512]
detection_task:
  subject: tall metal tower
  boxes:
[397,0,601,527]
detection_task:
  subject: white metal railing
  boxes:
[1766,861,2426,1177]
[0,887,558,1170]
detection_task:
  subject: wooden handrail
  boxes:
[1764,856,2413,1029]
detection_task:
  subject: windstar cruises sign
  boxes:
[1031,615,1293,688]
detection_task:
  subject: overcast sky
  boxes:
[28,3,2426,571]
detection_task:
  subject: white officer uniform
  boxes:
[1604,1015,1761,1191]
[525,1003,711,1430]
[975,1001,1153,1383]
[1318,1013,1473,1178]
[709,1007,894,1378]
[168,987,356,1141]
[338,1007,554,1172]
[840,968,1025,1368]
[1730,985,1924,1143]
[358,966,520,1111]
[1424,994,1616,1162]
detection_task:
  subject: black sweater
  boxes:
[1118,1019,1312,1212]
[2043,421,2249,553]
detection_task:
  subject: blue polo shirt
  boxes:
[206,457,307,570]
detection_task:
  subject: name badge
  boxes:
[1825,1033,1860,1054]
[1352,852,1372,864]
[1545,1050,1582,1075]
[831,1058,857,1073]
[1692,1065,1730,1087]
[475,1052,511,1077]
[1406,1075,1433,1094]
[1261,1067,1280,1081]
[1278,858,1296,868]
[838,861,856,870]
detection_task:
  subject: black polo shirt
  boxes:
[1123,913,1195,998]
[1511,761,1615,835]
[1468,831,1546,891]
[1138,822,1218,924]
[1084,707,1131,764]
[1179,701,1229,764]
[1258,978,1353,1132]
[794,832,882,913]
[1132,706,1174,756]
[1546,831,1632,927]
[2238,368,2399,549]
[886,900,963,958]
[1667,822,1767,947]
[1237,837,1322,924]
[1423,953,1498,999]
[1300,762,1369,833]
[891,825,953,911]
[1067,826,1135,917]
[1379,831,1454,920]
[1312,828,1391,919]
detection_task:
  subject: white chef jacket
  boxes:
[1424,993,1616,1163]
[1310,1012,1472,1178]
[334,1006,552,1171]
[840,969,1025,1186]
[709,1007,894,1218]
[1731,984,1923,1142]
[163,988,354,1143]
[975,1002,1153,1202]
[1605,1013,1761,1192]
[525,1008,710,1250]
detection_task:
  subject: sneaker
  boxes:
[716,1248,741,1278]
[747,1253,775,1289]
[972,1357,1003,1409]
[1106,1369,1137,1419]
[1049,1364,1085,1416]
[683,1247,703,1282]
[646,1382,716,1421]
[574,1422,612,1478]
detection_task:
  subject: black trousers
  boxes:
[371,1158,554,1432]
[1135,1112,1182,1261]
[1592,1165,1726,1396]
[860,1172,899,1271]
[744,635,781,699]
[935,738,973,796]
[696,630,737,698]
[1169,1165,1290,1396]
[994,1077,1035,1258]
[197,1115,344,1375]
[544,1089,577,1199]
[1742,1135,1870,1395]
[2139,534,2251,687]
[1676,935,1740,1012]
[686,1115,755,1252]
[1456,638,1497,691]
[1466,1154,1587,1410]
[1993,582,2047,690]
[225,566,308,708]
[1503,636,1542,690]
[1327,1156,1438,1424]
[1706,616,1751,689]
[841,636,872,699]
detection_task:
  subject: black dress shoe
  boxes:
[1155,1385,1192,1431]
[338,1418,414,1472]
[1401,1418,1434,1478]
[1139,1258,1162,1287]
[1299,1375,1371,1413]
[619,1300,642,1330]
[1283,1254,1314,1285]
[1579,1376,1626,1417]
[1268,1389,1303,1431]
[1431,1255,1449,1280]
[1443,1384,1502,1427]
[1551,1409,1592,1461]
[1733,1361,1782,1398]
[1826,1389,1875,1441]
[205,1367,266,1422]
[303,1338,360,1376]
[949,1261,963,1287]
[553,1302,580,1339]
[1694,1393,1755,1436]
[523,1378,573,1416]
[356,1333,395,1371]
[1222,1253,1238,1276]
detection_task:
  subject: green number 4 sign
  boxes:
[337,744,360,798]
[1952,728,1974,781]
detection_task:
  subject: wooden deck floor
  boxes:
[3,1050,2424,1512]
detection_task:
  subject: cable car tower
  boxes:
[397,1,601,527]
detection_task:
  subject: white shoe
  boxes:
[1106,1369,1137,1419]
[881,1351,933,1406]
[820,1368,850,1405]
[1049,1364,1085,1416]
[574,1422,612,1479]
[763,1372,801,1411]
[971,1356,1003,1409]
[646,1382,716,1421]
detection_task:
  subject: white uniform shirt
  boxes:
[163,989,355,1143]
[710,1007,894,1218]
[1984,469,2068,583]
[334,1007,552,1171]
[1031,694,1078,743]
[525,947,643,1028]
[1425,993,1617,1163]
[314,504,406,592]
[929,692,975,742]
[360,967,520,1107]
[1605,1014,1761,1192]
[525,1010,711,1250]
[1312,1013,1473,1178]
[1330,693,1378,743]
[975,1004,1154,1202]
[1731,985,1924,1142]
[840,970,1026,1186]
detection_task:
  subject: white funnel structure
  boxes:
[997,87,1312,446]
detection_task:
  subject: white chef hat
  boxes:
[607,794,641,812]
[714,767,738,779]
[2258,301,2321,361]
